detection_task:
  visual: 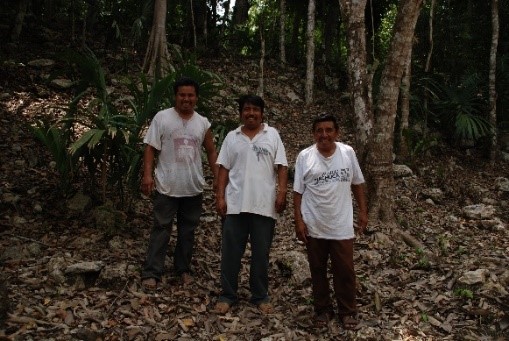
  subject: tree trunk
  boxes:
[423,0,435,138]
[305,0,316,106]
[258,27,265,98]
[232,0,250,26]
[142,0,172,78]
[489,0,499,162]
[365,0,424,226]
[10,0,30,42]
[397,40,413,161]
[339,0,423,229]
[189,0,197,48]
[338,0,373,160]
[279,0,287,64]
[323,0,339,65]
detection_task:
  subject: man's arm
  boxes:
[141,144,156,196]
[351,183,368,234]
[275,164,288,213]
[215,165,229,217]
[202,128,219,189]
[293,191,308,243]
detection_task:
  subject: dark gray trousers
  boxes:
[141,192,203,280]
[219,213,275,305]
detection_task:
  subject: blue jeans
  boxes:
[141,192,203,280]
[219,213,275,305]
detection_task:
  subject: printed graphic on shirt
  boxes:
[252,144,270,161]
[313,168,350,186]
[174,135,199,162]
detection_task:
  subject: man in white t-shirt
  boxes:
[140,77,218,290]
[214,95,288,315]
[293,113,368,330]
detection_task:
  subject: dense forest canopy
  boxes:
[2,0,508,127]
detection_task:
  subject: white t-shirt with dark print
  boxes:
[293,142,365,240]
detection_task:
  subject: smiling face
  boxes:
[174,85,198,116]
[240,102,264,131]
[313,120,339,155]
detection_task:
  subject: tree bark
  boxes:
[339,0,423,229]
[10,0,30,42]
[258,27,265,98]
[142,0,172,78]
[489,0,499,162]
[423,0,435,138]
[397,39,413,160]
[338,0,373,160]
[190,0,197,48]
[232,0,250,26]
[365,0,424,226]
[305,0,316,106]
[279,0,287,64]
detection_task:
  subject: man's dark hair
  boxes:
[312,113,339,131]
[173,77,200,96]
[237,94,265,113]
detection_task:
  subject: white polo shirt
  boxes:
[217,123,287,219]
[293,142,365,240]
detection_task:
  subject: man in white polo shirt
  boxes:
[214,94,288,315]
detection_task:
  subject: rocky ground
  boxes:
[0,45,508,340]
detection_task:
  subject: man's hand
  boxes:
[275,191,287,213]
[295,220,308,244]
[141,175,154,196]
[216,197,227,217]
[355,211,368,235]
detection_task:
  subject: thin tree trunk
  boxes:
[190,0,197,48]
[142,0,172,78]
[397,40,413,160]
[279,0,286,64]
[423,0,435,138]
[489,0,499,162]
[305,0,316,106]
[10,0,30,42]
[258,25,265,97]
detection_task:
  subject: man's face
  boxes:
[240,103,263,130]
[313,121,338,152]
[175,85,198,115]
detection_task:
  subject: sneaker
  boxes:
[214,301,231,314]
[181,272,193,285]
[258,302,274,314]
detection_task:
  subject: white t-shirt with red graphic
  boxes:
[144,108,211,197]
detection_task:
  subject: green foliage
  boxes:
[211,119,239,149]
[37,48,222,211]
[415,248,431,270]
[454,288,474,299]
[31,121,78,193]
[420,313,429,322]
[418,73,494,144]
[376,3,398,60]
[402,128,439,160]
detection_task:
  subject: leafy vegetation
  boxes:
[31,48,223,209]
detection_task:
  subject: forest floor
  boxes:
[1,43,509,341]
